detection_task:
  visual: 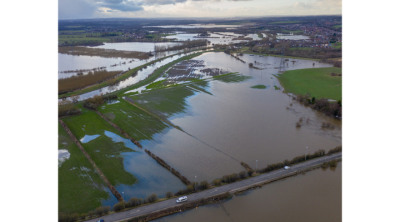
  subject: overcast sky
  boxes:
[59,0,342,20]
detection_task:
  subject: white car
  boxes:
[284,166,290,170]
[176,196,188,203]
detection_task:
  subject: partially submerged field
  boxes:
[58,123,109,214]
[62,106,138,187]
[58,52,342,216]
[276,67,342,101]
[98,99,171,142]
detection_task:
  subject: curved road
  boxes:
[86,152,342,222]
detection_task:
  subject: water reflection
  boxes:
[155,163,341,222]
[128,52,341,180]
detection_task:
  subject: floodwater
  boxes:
[90,42,182,52]
[80,134,100,143]
[164,33,259,45]
[129,52,341,180]
[58,43,184,79]
[276,34,309,40]
[155,162,342,222]
[58,53,146,79]
[58,149,71,166]
[100,130,187,207]
[73,51,208,101]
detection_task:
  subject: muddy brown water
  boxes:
[134,52,341,181]
[154,162,342,222]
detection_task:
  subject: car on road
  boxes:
[176,196,187,203]
[97,219,105,222]
[284,166,290,170]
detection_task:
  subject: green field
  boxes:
[99,99,171,142]
[333,25,342,29]
[58,123,109,214]
[63,106,138,186]
[276,67,342,100]
[58,34,112,44]
[332,42,342,49]
[270,21,302,24]
[251,85,267,89]
[127,84,197,119]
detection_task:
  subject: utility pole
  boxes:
[256,160,258,172]
[279,41,286,73]
[122,192,125,208]
[305,147,308,161]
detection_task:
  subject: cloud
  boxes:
[59,0,98,19]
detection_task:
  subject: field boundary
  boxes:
[58,119,123,202]
[95,110,142,148]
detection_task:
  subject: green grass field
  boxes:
[251,85,267,89]
[127,85,196,119]
[276,67,342,100]
[332,42,342,49]
[58,123,109,214]
[58,34,111,44]
[63,106,138,186]
[270,21,302,24]
[98,99,171,142]
[333,25,342,29]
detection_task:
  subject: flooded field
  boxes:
[58,123,110,213]
[276,34,309,40]
[62,108,187,208]
[98,98,244,182]
[155,162,342,222]
[74,51,208,101]
[91,42,182,52]
[125,52,341,180]
[164,32,259,45]
[58,53,149,79]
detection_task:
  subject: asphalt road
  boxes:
[86,152,342,222]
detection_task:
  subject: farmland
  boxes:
[276,67,342,100]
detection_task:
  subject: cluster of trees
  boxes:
[59,66,107,74]
[154,40,207,52]
[58,100,81,118]
[58,206,111,222]
[83,94,117,110]
[113,193,159,212]
[127,192,230,222]
[295,94,342,118]
[240,161,252,171]
[322,159,338,169]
